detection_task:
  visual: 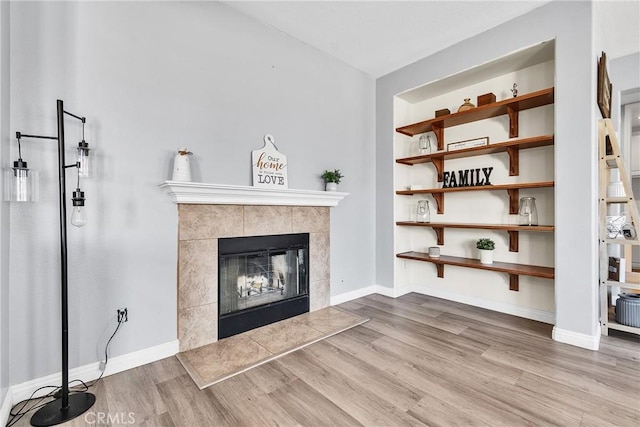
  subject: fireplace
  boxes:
[218,233,309,339]
[169,200,340,352]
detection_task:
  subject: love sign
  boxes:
[252,134,288,188]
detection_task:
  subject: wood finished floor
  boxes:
[11,293,640,426]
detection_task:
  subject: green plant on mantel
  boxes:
[321,169,344,184]
[476,238,495,250]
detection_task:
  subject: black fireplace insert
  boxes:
[218,233,309,339]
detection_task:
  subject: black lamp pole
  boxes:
[19,100,95,426]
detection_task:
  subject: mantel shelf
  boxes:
[397,251,555,291]
[395,87,554,149]
[396,135,554,181]
[396,222,554,252]
[396,181,554,214]
[159,181,349,206]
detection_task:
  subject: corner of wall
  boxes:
[0,0,11,404]
[552,324,601,351]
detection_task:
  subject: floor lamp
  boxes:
[10,100,95,426]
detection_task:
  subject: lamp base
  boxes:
[30,392,96,427]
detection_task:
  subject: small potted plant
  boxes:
[321,169,343,192]
[476,238,495,265]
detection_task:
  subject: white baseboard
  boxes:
[101,340,179,378]
[330,284,412,305]
[1,388,12,427]
[330,285,376,305]
[412,286,556,325]
[327,283,600,352]
[9,340,179,405]
[552,325,601,350]
[331,284,555,325]
[374,284,411,298]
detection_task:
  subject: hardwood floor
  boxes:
[10,293,640,426]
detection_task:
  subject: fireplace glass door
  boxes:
[218,233,309,338]
[220,248,307,315]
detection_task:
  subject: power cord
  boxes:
[5,316,125,427]
[70,319,122,393]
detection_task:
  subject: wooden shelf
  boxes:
[603,238,640,246]
[604,197,635,204]
[396,251,554,291]
[602,305,640,335]
[396,135,554,181]
[396,222,554,252]
[604,319,640,335]
[395,87,554,149]
[396,181,554,214]
[601,280,640,290]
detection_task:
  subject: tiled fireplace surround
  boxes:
[177,204,331,352]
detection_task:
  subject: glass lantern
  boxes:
[416,200,430,223]
[4,160,37,202]
[518,197,538,226]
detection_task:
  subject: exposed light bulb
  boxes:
[71,205,88,227]
[71,188,87,227]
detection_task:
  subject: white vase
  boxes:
[172,148,192,182]
[479,249,494,265]
[325,182,338,192]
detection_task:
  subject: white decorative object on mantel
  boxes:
[159,181,348,207]
[252,134,288,189]
[172,148,193,182]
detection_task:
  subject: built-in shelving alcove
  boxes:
[393,40,556,322]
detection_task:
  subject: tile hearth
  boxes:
[177,307,368,389]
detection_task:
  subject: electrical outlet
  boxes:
[117,308,128,323]
[98,361,106,372]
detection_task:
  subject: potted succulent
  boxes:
[476,238,495,265]
[321,169,344,192]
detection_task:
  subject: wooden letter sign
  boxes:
[252,134,288,188]
[443,167,493,188]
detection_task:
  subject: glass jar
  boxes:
[418,134,432,155]
[416,200,430,223]
[518,197,538,226]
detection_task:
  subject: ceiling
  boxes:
[223,0,640,78]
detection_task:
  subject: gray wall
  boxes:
[376,1,600,338]
[0,0,10,403]
[8,1,374,384]
[610,52,640,133]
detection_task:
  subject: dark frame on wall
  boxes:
[597,51,612,119]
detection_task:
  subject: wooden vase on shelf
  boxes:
[457,98,476,112]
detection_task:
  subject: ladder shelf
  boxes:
[598,119,640,336]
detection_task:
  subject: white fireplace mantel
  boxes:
[160,181,349,207]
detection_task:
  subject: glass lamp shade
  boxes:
[77,141,94,178]
[4,160,37,202]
